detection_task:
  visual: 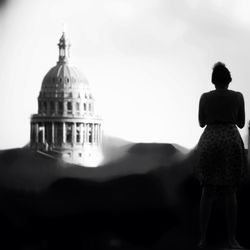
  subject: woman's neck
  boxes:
[215,85,228,90]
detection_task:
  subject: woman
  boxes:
[196,62,247,249]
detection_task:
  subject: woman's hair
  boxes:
[211,62,232,86]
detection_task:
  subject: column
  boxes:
[35,123,39,143]
[83,123,86,143]
[91,123,94,144]
[86,123,89,143]
[92,123,95,144]
[47,101,51,115]
[51,122,54,144]
[98,124,102,144]
[55,102,58,115]
[81,102,83,116]
[54,123,57,144]
[80,123,83,144]
[85,123,87,143]
[72,123,76,144]
[31,123,36,144]
[71,102,74,116]
[63,122,66,143]
[95,124,97,144]
[98,124,101,144]
[42,123,45,144]
[83,123,85,143]
[96,123,99,145]
[92,124,95,144]
[95,124,98,144]
[95,124,98,143]
[63,102,67,116]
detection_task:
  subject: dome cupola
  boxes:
[58,32,70,63]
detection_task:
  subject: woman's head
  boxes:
[211,62,232,87]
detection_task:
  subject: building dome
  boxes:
[40,63,92,100]
[42,64,89,90]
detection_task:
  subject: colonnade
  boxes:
[30,121,101,147]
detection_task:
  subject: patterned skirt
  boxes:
[195,124,247,188]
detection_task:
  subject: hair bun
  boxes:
[212,62,232,86]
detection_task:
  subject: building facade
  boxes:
[30,33,102,165]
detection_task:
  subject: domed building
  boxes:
[30,32,102,166]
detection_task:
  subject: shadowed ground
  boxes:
[0,141,248,250]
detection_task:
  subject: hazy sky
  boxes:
[0,0,250,149]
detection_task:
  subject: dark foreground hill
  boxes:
[0,141,184,190]
[0,143,249,250]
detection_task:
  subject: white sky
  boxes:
[0,0,250,149]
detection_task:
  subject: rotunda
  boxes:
[30,32,102,166]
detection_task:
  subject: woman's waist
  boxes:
[204,123,240,136]
[205,116,237,126]
[206,122,235,127]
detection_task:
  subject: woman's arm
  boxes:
[199,94,206,128]
[236,92,245,129]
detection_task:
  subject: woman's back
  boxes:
[199,89,245,128]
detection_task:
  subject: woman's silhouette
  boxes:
[196,62,247,249]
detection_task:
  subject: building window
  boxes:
[84,103,86,111]
[38,101,42,114]
[89,129,92,143]
[59,48,65,57]
[66,123,72,143]
[30,123,36,143]
[76,123,81,143]
[82,124,85,142]
[38,124,44,143]
[43,102,47,114]
[67,102,72,114]
[54,122,63,144]
[50,101,55,114]
[45,122,52,143]
[89,103,91,112]
[76,102,80,111]
[58,101,63,114]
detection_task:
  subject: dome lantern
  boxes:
[57,32,70,63]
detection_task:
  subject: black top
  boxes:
[198,89,245,128]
